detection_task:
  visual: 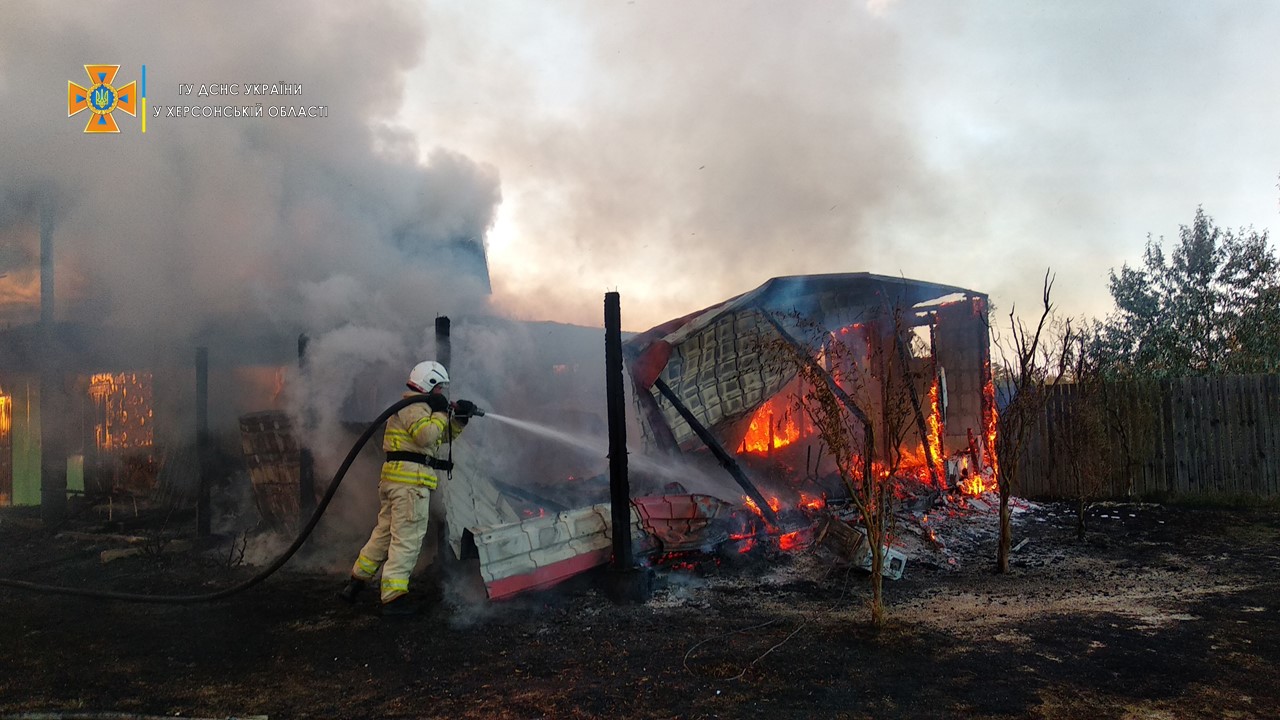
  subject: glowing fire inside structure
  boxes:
[731,323,995,498]
[0,388,11,437]
[0,386,11,506]
[739,397,800,454]
[88,372,154,450]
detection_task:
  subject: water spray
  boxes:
[483,412,725,488]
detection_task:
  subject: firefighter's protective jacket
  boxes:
[379,393,465,489]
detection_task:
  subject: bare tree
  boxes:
[1053,321,1113,540]
[990,271,1067,573]
[762,307,928,626]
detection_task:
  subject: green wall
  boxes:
[11,380,39,506]
[7,379,83,506]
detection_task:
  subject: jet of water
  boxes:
[484,412,714,485]
[484,412,610,458]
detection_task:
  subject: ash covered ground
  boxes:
[1,496,1278,720]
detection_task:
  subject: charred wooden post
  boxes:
[196,347,211,536]
[604,293,651,603]
[435,316,451,372]
[38,204,66,525]
[296,334,315,518]
[430,315,451,568]
[651,377,779,526]
[604,294,632,568]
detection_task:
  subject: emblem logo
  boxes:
[68,65,137,133]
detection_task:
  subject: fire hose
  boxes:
[0,394,476,604]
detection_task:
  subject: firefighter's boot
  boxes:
[379,594,419,616]
[337,578,367,604]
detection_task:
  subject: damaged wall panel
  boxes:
[648,309,793,450]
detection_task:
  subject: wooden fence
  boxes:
[1016,375,1280,501]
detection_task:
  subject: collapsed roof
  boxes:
[621,272,988,454]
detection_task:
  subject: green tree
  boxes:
[1102,207,1280,376]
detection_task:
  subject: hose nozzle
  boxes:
[452,401,486,418]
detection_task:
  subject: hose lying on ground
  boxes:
[0,395,434,604]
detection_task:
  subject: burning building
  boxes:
[437,273,997,599]
[623,272,996,499]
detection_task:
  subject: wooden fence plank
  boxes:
[1233,376,1249,497]
[1259,375,1272,498]
[1184,377,1199,495]
[1148,379,1162,497]
[1202,376,1219,494]
[1226,376,1242,497]
[1167,379,1182,497]
[1224,377,1237,494]
[1209,376,1225,495]
[1243,376,1260,497]
[1264,375,1279,498]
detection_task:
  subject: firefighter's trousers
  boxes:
[350,481,431,603]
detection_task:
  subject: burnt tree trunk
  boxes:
[864,508,886,628]
[997,484,1012,574]
[1076,496,1087,541]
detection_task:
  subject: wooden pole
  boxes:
[435,316,452,372]
[38,203,66,524]
[196,347,210,536]
[297,334,315,518]
[604,293,633,569]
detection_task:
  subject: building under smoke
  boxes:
[0,221,498,511]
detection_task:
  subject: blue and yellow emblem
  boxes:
[68,65,137,133]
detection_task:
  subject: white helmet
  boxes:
[407,361,449,393]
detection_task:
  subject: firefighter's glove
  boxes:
[453,399,478,425]
[425,393,450,414]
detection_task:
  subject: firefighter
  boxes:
[338,360,479,615]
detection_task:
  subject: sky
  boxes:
[2,0,1279,337]
[401,1,1280,330]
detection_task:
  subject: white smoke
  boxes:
[0,1,500,345]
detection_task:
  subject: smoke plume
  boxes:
[0,1,499,346]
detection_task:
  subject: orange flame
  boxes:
[742,494,782,516]
[0,387,10,437]
[89,372,154,450]
[926,376,944,477]
[778,530,805,551]
[740,397,800,454]
[958,474,988,495]
[982,360,999,486]
[797,491,825,511]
